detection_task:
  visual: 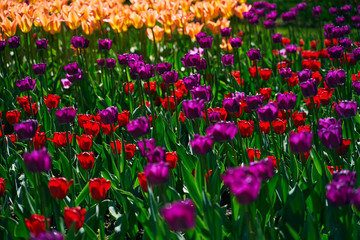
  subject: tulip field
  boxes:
[2,0,360,239]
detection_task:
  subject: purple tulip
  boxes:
[341,5,352,14]
[181,53,201,68]
[35,39,48,50]
[162,70,179,84]
[245,95,263,111]
[333,170,356,187]
[279,68,292,79]
[335,101,357,119]
[64,63,79,75]
[106,58,116,69]
[326,170,356,206]
[8,36,20,49]
[220,28,231,37]
[191,85,212,102]
[243,11,255,20]
[183,74,201,90]
[229,38,242,48]
[198,36,213,49]
[318,118,343,149]
[271,33,282,44]
[339,38,352,49]
[223,97,240,113]
[249,16,259,25]
[263,20,275,29]
[127,117,150,138]
[138,64,155,80]
[156,62,172,75]
[297,69,312,83]
[266,11,278,21]
[65,69,82,83]
[276,92,297,110]
[221,55,234,66]
[336,17,346,25]
[247,49,261,61]
[249,159,274,181]
[325,69,345,88]
[190,134,213,155]
[299,79,317,98]
[255,9,265,17]
[117,54,129,65]
[146,147,165,163]
[285,45,297,54]
[332,26,346,39]
[208,111,221,122]
[257,102,279,122]
[16,76,36,92]
[182,99,204,119]
[222,166,261,205]
[55,107,77,125]
[312,6,322,18]
[353,81,360,95]
[328,46,344,59]
[296,2,306,12]
[61,79,72,89]
[98,38,112,50]
[33,63,46,75]
[281,11,297,22]
[196,59,207,71]
[29,231,63,240]
[329,7,338,16]
[351,189,360,211]
[160,199,195,231]
[206,121,238,142]
[99,106,118,125]
[0,40,5,51]
[137,138,156,157]
[144,161,170,185]
[353,48,360,61]
[289,131,313,154]
[70,36,89,49]
[195,32,207,42]
[14,119,38,141]
[97,58,105,67]
[23,148,52,173]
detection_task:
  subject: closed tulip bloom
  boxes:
[222,166,261,205]
[299,79,317,98]
[272,33,282,43]
[247,49,261,61]
[312,6,322,18]
[99,106,118,125]
[183,74,201,90]
[64,63,79,75]
[29,231,63,240]
[182,99,204,119]
[206,121,238,142]
[279,68,292,79]
[0,40,5,51]
[351,189,360,211]
[70,36,89,49]
[23,148,52,172]
[165,152,178,168]
[229,38,242,48]
[198,36,213,49]
[221,55,234,66]
[353,48,360,61]
[160,199,196,231]
[32,63,47,75]
[191,85,212,102]
[98,38,112,50]
[144,161,170,185]
[48,178,73,199]
[33,132,47,150]
[0,178,5,198]
[48,132,74,148]
[328,46,344,59]
[249,159,275,181]
[14,119,38,141]
[117,110,130,127]
[89,178,111,201]
[264,20,275,29]
[64,207,86,231]
[44,95,60,109]
[276,92,297,110]
[297,69,312,83]
[237,120,254,138]
[292,111,306,127]
[77,152,95,170]
[104,58,115,69]
[156,62,172,75]
[220,27,231,37]
[260,68,272,81]
[335,101,357,118]
[245,95,263,111]
[16,76,36,92]
[326,181,353,206]
[329,7,338,15]
[76,135,93,151]
[35,39,48,50]
[318,118,343,149]
[190,134,213,155]
[162,70,179,84]
[8,36,20,49]
[146,147,165,163]
[137,138,156,157]
[289,131,313,154]
[56,107,77,125]
[223,97,240,113]
[257,102,279,122]
[6,110,22,125]
[181,53,201,68]
[325,69,346,89]
[25,214,50,236]
[353,81,360,95]
[127,117,150,138]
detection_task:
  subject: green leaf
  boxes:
[75,182,89,206]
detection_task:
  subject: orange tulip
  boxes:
[141,9,158,28]
[1,17,17,37]
[220,38,233,53]
[234,4,252,20]
[219,0,237,19]
[146,25,164,43]
[184,22,204,40]
[64,10,81,30]
[16,14,33,33]
[130,12,143,29]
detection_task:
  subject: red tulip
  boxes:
[123,82,134,95]
[259,88,272,101]
[33,132,46,149]
[83,120,100,136]
[260,68,272,81]
[6,110,21,125]
[48,177,73,199]
[25,214,50,236]
[317,88,334,106]
[89,178,111,201]
[205,170,213,182]
[117,110,130,127]
[0,178,5,198]
[237,120,254,138]
[337,139,351,156]
[298,125,311,133]
[76,135,93,151]
[165,152,178,169]
[77,114,92,128]
[286,72,299,87]
[44,95,61,109]
[17,96,31,108]
[23,103,38,117]
[110,140,136,159]
[311,71,322,85]
[271,118,287,134]
[138,172,148,192]
[6,135,17,144]
[174,80,188,96]
[305,96,320,110]
[101,123,118,135]
[64,207,86,231]
[246,148,261,162]
[292,111,306,127]
[179,111,186,123]
[259,120,270,134]
[48,132,74,147]
[161,97,176,111]
[248,66,260,78]
[144,81,157,95]
[77,152,95,170]
[0,125,4,138]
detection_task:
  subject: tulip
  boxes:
[325,69,346,89]
[77,152,95,170]
[160,199,196,231]
[48,178,73,200]
[299,79,318,98]
[44,95,60,109]
[6,110,21,125]
[328,46,344,59]
[14,119,38,141]
[25,214,50,236]
[272,33,282,43]
[127,117,150,138]
[8,36,20,49]
[165,152,178,169]
[249,159,275,181]
[89,178,111,201]
[292,111,306,127]
[33,63,46,75]
[144,161,170,185]
[76,135,93,151]
[247,49,261,61]
[312,6,322,18]
[162,70,179,84]
[105,58,116,69]
[70,36,89,49]
[223,97,240,113]
[279,68,292,79]
[35,39,48,50]
[237,120,254,138]
[56,107,77,125]
[23,148,52,172]
[0,40,6,51]
[29,231,63,240]
[206,121,238,142]
[183,74,201,91]
[156,62,172,75]
[64,207,86,231]
[16,77,36,92]
[289,131,313,154]
[137,138,156,157]
[198,36,213,49]
[64,63,79,75]
[0,178,5,198]
[33,132,47,150]
[99,106,118,125]
[245,95,263,111]
[98,38,113,50]
[318,118,343,149]
[229,38,242,48]
[335,101,357,118]
[257,102,279,122]
[48,132,74,148]
[221,55,234,66]
[182,99,204,119]
[276,92,297,110]
[138,172,148,192]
